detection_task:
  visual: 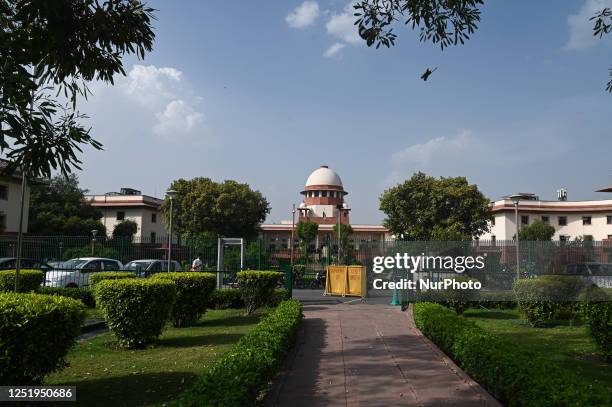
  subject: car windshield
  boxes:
[124,261,154,271]
[588,264,612,276]
[61,259,88,269]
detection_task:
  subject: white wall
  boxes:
[0,179,30,233]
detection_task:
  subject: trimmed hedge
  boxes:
[0,292,86,384]
[38,286,96,308]
[237,271,282,314]
[513,275,584,326]
[152,272,216,327]
[169,300,303,407]
[413,302,611,407]
[94,279,176,348]
[89,271,137,285]
[209,288,289,309]
[579,286,612,361]
[0,269,44,292]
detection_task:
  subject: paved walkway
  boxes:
[268,301,500,407]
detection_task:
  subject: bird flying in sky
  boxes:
[420,67,438,81]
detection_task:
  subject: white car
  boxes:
[123,259,182,277]
[563,263,612,289]
[44,257,124,288]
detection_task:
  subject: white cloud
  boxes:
[326,4,361,46]
[392,130,473,166]
[286,1,320,28]
[565,0,612,50]
[324,42,346,57]
[88,64,208,142]
[153,100,204,138]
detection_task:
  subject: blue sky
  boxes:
[78,0,612,224]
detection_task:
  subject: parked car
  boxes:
[563,262,612,288]
[0,257,52,271]
[44,257,124,288]
[123,259,182,277]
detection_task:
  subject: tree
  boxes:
[0,0,155,178]
[379,172,491,240]
[28,174,106,236]
[296,221,319,248]
[518,220,555,241]
[333,223,353,249]
[162,178,270,239]
[354,1,612,92]
[113,220,138,240]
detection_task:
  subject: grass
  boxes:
[84,307,104,320]
[46,309,266,407]
[464,308,612,392]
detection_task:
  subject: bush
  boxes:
[473,290,516,309]
[0,269,44,292]
[210,289,244,309]
[268,288,290,307]
[152,272,216,327]
[89,271,136,285]
[413,302,611,407]
[237,271,282,314]
[38,286,95,308]
[94,279,176,348]
[579,286,612,361]
[442,276,480,314]
[513,275,584,326]
[0,292,86,385]
[169,300,303,407]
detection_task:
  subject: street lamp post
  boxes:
[166,189,178,272]
[336,203,350,264]
[14,173,27,292]
[91,229,98,256]
[512,198,521,279]
[290,204,296,271]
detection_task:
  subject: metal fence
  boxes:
[2,236,612,291]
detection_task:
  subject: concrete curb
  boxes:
[406,304,502,407]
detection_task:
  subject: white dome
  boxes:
[305,166,343,188]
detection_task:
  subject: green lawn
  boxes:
[47,309,265,407]
[464,308,612,392]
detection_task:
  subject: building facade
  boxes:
[260,166,390,249]
[0,164,30,233]
[86,188,167,241]
[480,190,612,241]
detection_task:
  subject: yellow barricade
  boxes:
[325,265,367,297]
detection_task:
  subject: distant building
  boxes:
[481,188,612,241]
[260,166,390,249]
[86,188,167,241]
[0,163,30,233]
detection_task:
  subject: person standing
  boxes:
[191,254,203,271]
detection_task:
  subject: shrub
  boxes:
[169,300,303,407]
[413,302,611,407]
[513,275,584,326]
[0,269,44,292]
[268,288,290,307]
[89,271,136,285]
[94,279,176,348]
[152,272,216,327]
[441,276,480,314]
[38,286,95,308]
[473,290,516,309]
[0,292,86,385]
[237,271,282,314]
[579,286,612,361]
[210,288,244,309]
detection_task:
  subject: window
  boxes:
[491,217,495,226]
[117,211,125,221]
[0,185,7,200]
[607,216,612,225]
[491,235,496,244]
[314,191,319,197]
[582,216,591,225]
[541,216,549,223]
[322,191,327,197]
[608,235,612,239]
[559,235,569,242]
[150,232,156,243]
[0,213,5,231]
[83,260,102,271]
[583,235,593,241]
[151,213,157,223]
[558,216,567,226]
[103,260,121,271]
[521,215,529,226]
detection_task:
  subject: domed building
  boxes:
[260,165,390,250]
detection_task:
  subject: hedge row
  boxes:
[0,270,44,292]
[413,302,611,407]
[209,288,289,309]
[579,286,612,361]
[89,272,137,285]
[168,300,302,407]
[0,293,86,385]
[38,286,96,308]
[237,271,282,314]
